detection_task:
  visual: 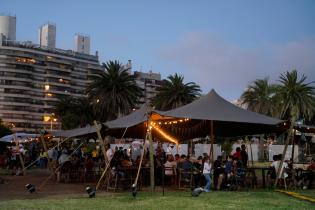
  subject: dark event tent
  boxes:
[51,125,97,138]
[103,103,168,139]
[153,89,284,138]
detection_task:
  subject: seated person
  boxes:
[267,155,278,181]
[271,154,289,179]
[224,156,236,187]
[213,155,225,190]
[164,154,177,184]
[302,159,315,189]
[178,155,193,182]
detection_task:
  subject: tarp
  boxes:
[105,103,150,129]
[294,124,315,134]
[158,89,281,124]
[0,133,39,142]
[103,103,167,139]
[103,89,283,140]
[50,124,97,138]
[153,89,283,137]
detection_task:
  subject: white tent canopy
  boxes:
[0,133,39,143]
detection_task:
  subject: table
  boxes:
[247,167,270,188]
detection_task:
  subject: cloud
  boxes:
[158,32,315,100]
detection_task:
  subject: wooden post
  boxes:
[93,120,108,164]
[210,120,214,163]
[13,133,25,175]
[249,140,254,167]
[39,133,52,172]
[275,121,294,188]
[148,119,155,192]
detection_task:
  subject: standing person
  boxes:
[105,143,114,161]
[233,147,241,160]
[202,156,212,192]
[240,144,248,167]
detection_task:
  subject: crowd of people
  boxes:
[0,140,314,191]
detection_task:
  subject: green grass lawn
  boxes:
[0,191,314,210]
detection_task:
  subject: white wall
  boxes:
[268,145,299,162]
[194,144,221,159]
[232,144,259,161]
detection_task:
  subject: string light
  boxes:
[150,123,179,145]
[155,118,190,125]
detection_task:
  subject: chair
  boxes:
[178,168,193,189]
[245,168,257,189]
[229,167,247,191]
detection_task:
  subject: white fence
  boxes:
[109,142,298,161]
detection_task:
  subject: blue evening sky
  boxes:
[2,0,315,100]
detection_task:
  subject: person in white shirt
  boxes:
[271,154,288,179]
[202,156,212,192]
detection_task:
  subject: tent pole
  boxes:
[249,139,254,167]
[13,133,25,175]
[39,133,52,172]
[94,120,109,164]
[148,118,155,192]
[274,121,294,188]
[210,120,214,163]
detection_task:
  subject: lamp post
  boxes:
[50,114,57,131]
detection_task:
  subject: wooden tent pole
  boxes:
[148,118,155,192]
[13,133,25,175]
[93,120,109,164]
[274,121,294,188]
[210,120,214,164]
[95,157,112,190]
[249,139,254,167]
[39,133,52,172]
[132,133,147,193]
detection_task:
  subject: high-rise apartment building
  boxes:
[0,15,16,41]
[134,70,162,105]
[0,16,103,132]
[74,34,90,54]
[38,23,56,48]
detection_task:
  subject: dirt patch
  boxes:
[0,171,99,200]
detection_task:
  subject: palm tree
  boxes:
[240,78,278,117]
[276,70,315,121]
[0,119,12,137]
[87,60,142,121]
[152,73,201,111]
[54,96,94,129]
[274,70,315,187]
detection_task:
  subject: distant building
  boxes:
[0,16,103,132]
[74,34,90,54]
[134,70,162,105]
[38,23,56,48]
[0,15,16,41]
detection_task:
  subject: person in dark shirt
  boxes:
[233,147,241,160]
[240,144,248,167]
[213,156,225,190]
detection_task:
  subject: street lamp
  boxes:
[43,113,57,131]
[50,117,57,131]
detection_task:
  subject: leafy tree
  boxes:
[152,73,201,111]
[87,60,142,121]
[0,119,12,138]
[54,96,94,129]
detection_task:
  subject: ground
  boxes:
[0,170,90,200]
[0,169,314,210]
